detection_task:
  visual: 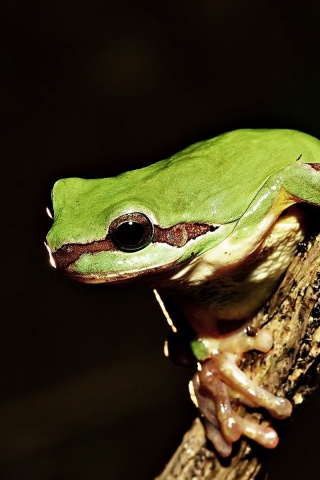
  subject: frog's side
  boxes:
[46,129,320,457]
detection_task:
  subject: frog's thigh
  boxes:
[281,163,320,205]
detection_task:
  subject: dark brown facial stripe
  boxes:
[53,222,219,270]
[308,163,320,171]
[54,237,114,270]
[153,223,217,247]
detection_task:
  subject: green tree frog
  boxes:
[46,129,320,457]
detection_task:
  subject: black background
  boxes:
[2,1,320,479]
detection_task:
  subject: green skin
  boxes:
[46,129,320,457]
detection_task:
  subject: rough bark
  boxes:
[156,228,320,480]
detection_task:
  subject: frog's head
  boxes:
[45,175,233,286]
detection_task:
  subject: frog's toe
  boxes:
[204,353,292,418]
[204,419,233,457]
[193,371,281,455]
[239,416,279,449]
[192,375,237,457]
[192,349,292,455]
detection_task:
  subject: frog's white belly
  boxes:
[171,206,306,321]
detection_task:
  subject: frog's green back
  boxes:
[49,129,320,249]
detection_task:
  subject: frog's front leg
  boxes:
[191,327,292,457]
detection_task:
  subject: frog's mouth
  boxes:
[63,258,193,287]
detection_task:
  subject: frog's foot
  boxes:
[191,328,292,457]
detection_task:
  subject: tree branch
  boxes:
[156,228,320,480]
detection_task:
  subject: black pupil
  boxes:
[115,221,145,248]
[110,212,154,252]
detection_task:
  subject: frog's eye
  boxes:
[109,212,154,252]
